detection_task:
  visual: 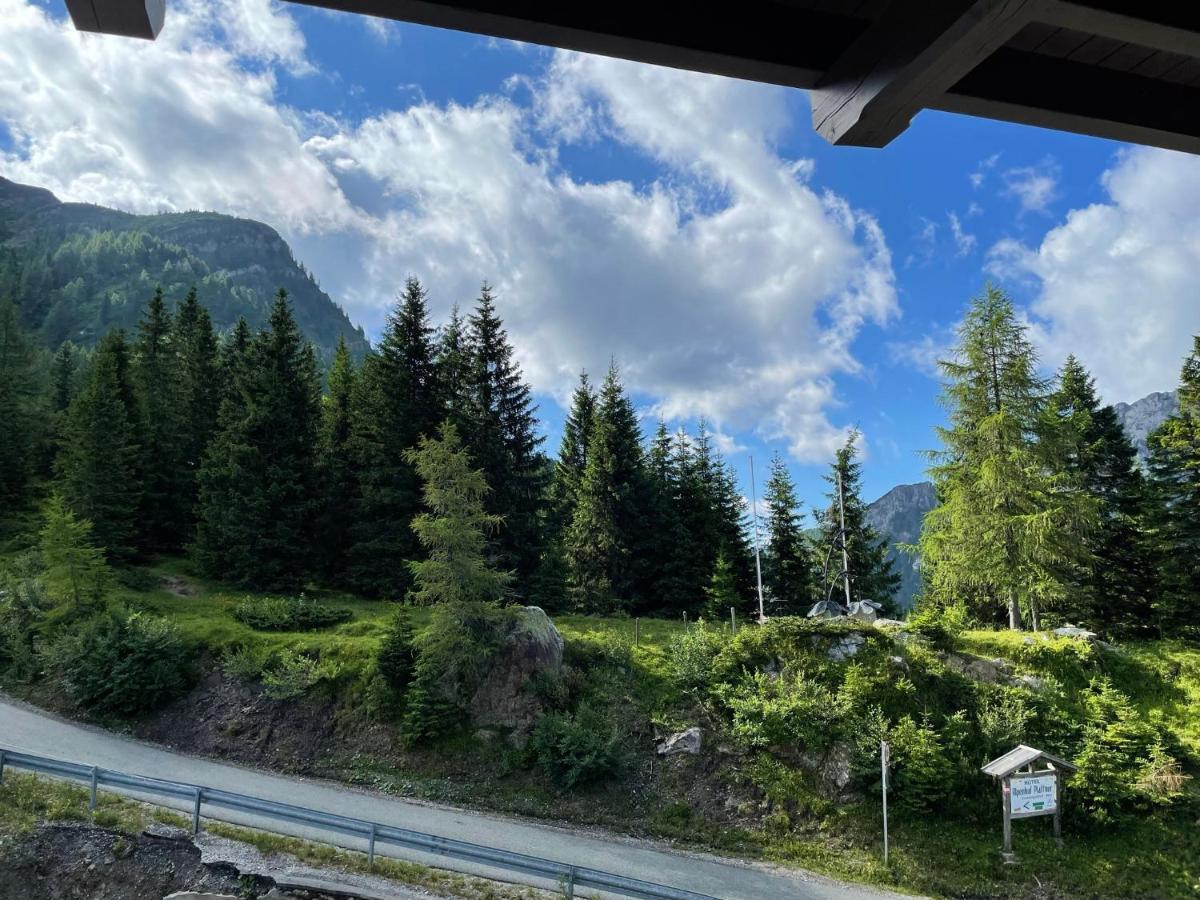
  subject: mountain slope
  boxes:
[863,482,937,611]
[0,177,367,359]
[1113,390,1179,460]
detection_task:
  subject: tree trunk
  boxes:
[1008,589,1022,630]
[1030,595,1040,633]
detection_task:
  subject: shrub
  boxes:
[529,703,626,788]
[887,713,956,812]
[232,595,352,631]
[222,643,268,681]
[667,620,723,695]
[262,649,342,700]
[0,569,52,681]
[906,598,968,648]
[719,670,841,752]
[53,611,192,716]
[376,612,418,695]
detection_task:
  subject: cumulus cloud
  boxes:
[1002,158,1059,214]
[988,148,1200,402]
[0,0,898,462]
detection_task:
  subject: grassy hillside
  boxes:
[4,558,1197,899]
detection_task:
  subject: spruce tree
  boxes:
[194,290,321,590]
[763,451,814,614]
[318,336,358,581]
[435,304,472,432]
[173,287,221,520]
[405,420,513,605]
[549,371,596,536]
[39,494,111,609]
[133,288,187,551]
[0,299,37,508]
[50,341,80,414]
[565,363,645,612]
[919,286,1094,630]
[642,419,687,612]
[1039,356,1155,634]
[56,331,142,560]
[463,284,547,586]
[814,431,900,615]
[347,278,441,597]
[1146,334,1200,636]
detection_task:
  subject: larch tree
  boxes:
[39,494,111,609]
[405,420,513,606]
[763,451,814,614]
[918,286,1093,630]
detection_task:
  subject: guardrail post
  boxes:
[89,767,98,811]
[565,865,576,899]
[368,823,376,868]
[0,750,6,785]
[192,788,203,835]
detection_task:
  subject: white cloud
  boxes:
[970,152,999,188]
[0,1,898,463]
[946,211,976,256]
[989,147,1200,402]
[1002,159,1059,214]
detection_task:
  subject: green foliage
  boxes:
[375,611,418,695]
[0,298,40,508]
[39,494,111,609]
[0,562,53,680]
[529,703,626,788]
[666,619,724,695]
[719,671,841,752]
[763,451,814,614]
[886,713,962,813]
[405,421,513,605]
[906,597,968,648]
[231,595,352,631]
[51,610,191,716]
[261,648,342,700]
[222,643,269,681]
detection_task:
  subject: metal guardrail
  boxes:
[0,747,716,900]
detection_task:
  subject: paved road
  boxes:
[0,697,902,900]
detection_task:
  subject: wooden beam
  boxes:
[937,47,1200,153]
[1038,1,1200,59]
[288,1,865,90]
[810,0,1040,147]
[65,0,165,40]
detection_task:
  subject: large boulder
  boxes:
[827,633,866,661]
[799,742,854,800]
[468,606,563,745]
[657,727,703,756]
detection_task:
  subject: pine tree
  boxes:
[172,287,221,520]
[641,419,687,612]
[463,284,547,587]
[660,428,712,614]
[346,278,441,597]
[565,363,645,612]
[132,288,187,551]
[194,290,321,590]
[318,336,357,580]
[763,451,814,614]
[1146,334,1200,637]
[56,331,142,560]
[703,550,740,621]
[39,494,111,609]
[1039,355,1155,634]
[919,286,1094,630]
[435,304,472,432]
[814,431,900,615]
[220,317,253,409]
[405,420,513,605]
[50,341,79,414]
[0,299,38,508]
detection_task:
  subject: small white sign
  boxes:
[1010,774,1057,817]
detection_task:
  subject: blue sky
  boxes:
[2,0,1199,516]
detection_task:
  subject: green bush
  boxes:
[0,569,52,681]
[52,611,192,716]
[667,620,723,695]
[262,649,342,700]
[529,703,626,788]
[906,598,968,647]
[232,595,352,631]
[718,671,841,752]
[222,643,268,681]
[376,611,418,695]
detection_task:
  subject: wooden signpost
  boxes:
[981,745,1077,862]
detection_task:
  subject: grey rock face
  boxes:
[657,727,703,756]
[864,482,938,612]
[1113,390,1179,461]
[827,633,866,661]
[468,607,564,746]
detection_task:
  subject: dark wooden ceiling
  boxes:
[65,0,1200,153]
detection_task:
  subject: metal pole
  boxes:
[368,823,377,867]
[634,618,639,647]
[566,865,577,899]
[89,767,98,811]
[837,467,852,608]
[193,788,203,836]
[881,741,889,867]
[0,750,6,785]
[750,455,766,623]
[730,607,736,635]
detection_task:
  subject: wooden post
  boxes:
[1052,767,1063,847]
[634,618,639,647]
[1001,778,1014,861]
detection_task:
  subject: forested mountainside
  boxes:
[0,177,367,360]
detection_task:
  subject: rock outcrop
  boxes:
[657,727,703,756]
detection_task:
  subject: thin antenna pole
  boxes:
[750,455,766,623]
[837,466,852,608]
